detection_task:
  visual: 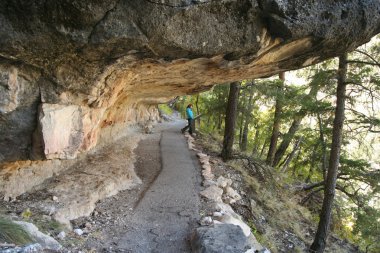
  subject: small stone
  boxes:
[52,196,58,202]
[213,212,223,217]
[200,216,213,226]
[229,198,237,204]
[73,228,84,236]
[216,176,232,188]
[57,231,66,240]
[197,153,208,158]
[225,186,242,201]
[42,215,52,220]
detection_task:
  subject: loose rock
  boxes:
[73,228,84,236]
[200,185,223,203]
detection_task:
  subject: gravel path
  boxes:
[115,121,201,253]
[74,120,201,253]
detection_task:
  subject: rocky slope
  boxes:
[1,1,380,199]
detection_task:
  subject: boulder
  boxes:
[191,224,252,253]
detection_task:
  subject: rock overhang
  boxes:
[0,0,380,162]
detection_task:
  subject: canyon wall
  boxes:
[1,0,380,164]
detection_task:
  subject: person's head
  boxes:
[187,104,192,108]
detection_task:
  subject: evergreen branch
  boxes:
[354,49,380,66]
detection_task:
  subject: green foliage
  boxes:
[174,38,380,248]
[158,104,173,115]
[21,208,32,219]
[0,217,33,245]
[353,206,380,252]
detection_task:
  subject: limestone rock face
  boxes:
[1,0,380,162]
[39,104,83,159]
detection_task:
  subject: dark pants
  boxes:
[188,119,193,134]
[181,119,194,134]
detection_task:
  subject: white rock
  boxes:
[200,185,223,202]
[200,216,213,226]
[216,176,228,188]
[217,214,251,237]
[216,176,232,188]
[229,198,237,205]
[211,202,241,220]
[199,157,210,164]
[73,228,84,236]
[225,186,242,201]
[213,220,223,225]
[57,231,66,240]
[197,153,208,158]
[213,212,223,217]
[52,196,58,202]
[39,104,83,159]
[202,163,212,171]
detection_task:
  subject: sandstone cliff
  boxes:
[1,0,380,163]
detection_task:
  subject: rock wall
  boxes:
[1,0,380,164]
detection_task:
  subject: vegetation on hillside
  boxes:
[174,36,380,253]
[0,217,33,245]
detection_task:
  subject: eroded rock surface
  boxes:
[1,1,380,177]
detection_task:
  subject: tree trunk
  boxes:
[266,73,285,165]
[241,82,255,151]
[273,82,320,167]
[259,139,268,159]
[239,118,244,148]
[221,82,241,161]
[195,95,200,125]
[306,146,318,183]
[310,54,347,253]
[281,137,302,172]
[317,112,328,181]
[238,88,246,148]
[252,128,260,156]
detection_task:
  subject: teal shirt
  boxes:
[186,107,194,119]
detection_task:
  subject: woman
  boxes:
[185,104,194,134]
